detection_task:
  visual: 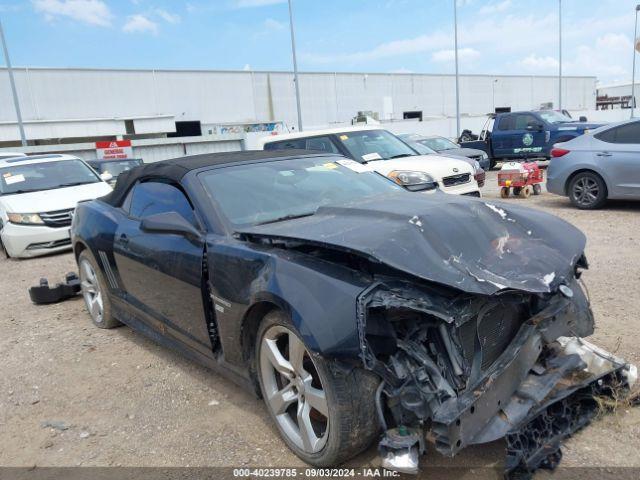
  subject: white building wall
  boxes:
[0,134,243,163]
[0,67,597,142]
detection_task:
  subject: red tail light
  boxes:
[551,148,570,158]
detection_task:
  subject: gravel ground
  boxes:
[1,170,639,473]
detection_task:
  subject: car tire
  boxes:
[255,310,380,467]
[568,171,607,209]
[78,250,121,329]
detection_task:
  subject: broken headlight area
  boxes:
[357,278,637,478]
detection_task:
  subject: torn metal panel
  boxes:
[238,192,587,295]
[353,274,635,478]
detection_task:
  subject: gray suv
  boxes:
[546,119,640,209]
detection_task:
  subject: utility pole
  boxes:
[287,0,303,132]
[0,19,26,147]
[631,5,640,118]
[453,0,460,138]
[558,0,562,112]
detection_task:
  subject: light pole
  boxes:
[631,4,640,119]
[492,79,498,112]
[558,0,562,112]
[287,0,303,132]
[0,19,26,147]
[453,0,460,138]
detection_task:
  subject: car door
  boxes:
[510,113,546,158]
[491,114,514,158]
[113,181,212,355]
[593,122,640,197]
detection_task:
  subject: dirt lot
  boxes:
[1,170,640,473]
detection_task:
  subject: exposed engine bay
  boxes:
[357,271,637,479]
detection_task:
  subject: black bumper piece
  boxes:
[29,272,81,304]
[505,369,627,480]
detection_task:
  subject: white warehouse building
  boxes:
[0,67,597,159]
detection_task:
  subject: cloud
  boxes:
[563,33,633,80]
[234,0,286,7]
[520,54,559,71]
[155,8,180,24]
[432,47,480,62]
[123,14,159,34]
[32,0,113,27]
[479,0,511,15]
[301,31,452,64]
[264,18,285,30]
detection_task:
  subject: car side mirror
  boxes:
[140,212,202,240]
[579,116,588,122]
[100,172,113,182]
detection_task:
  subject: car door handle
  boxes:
[597,152,612,157]
[118,234,129,246]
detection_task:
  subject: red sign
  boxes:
[95,140,133,160]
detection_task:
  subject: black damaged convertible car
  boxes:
[71,150,636,478]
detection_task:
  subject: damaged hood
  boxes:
[238,192,586,296]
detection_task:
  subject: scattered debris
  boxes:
[29,272,80,304]
[40,420,70,431]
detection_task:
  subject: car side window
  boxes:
[595,128,617,143]
[608,122,640,144]
[305,136,340,153]
[265,139,306,150]
[514,114,538,130]
[497,115,514,131]
[128,181,196,224]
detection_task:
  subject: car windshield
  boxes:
[0,159,100,195]
[422,137,459,151]
[92,160,141,177]
[199,156,403,227]
[538,111,574,124]
[336,129,418,162]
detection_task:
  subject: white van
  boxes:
[0,154,113,258]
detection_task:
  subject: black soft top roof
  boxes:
[101,149,332,206]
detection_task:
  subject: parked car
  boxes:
[546,119,640,209]
[71,150,636,478]
[261,127,480,197]
[0,154,112,258]
[399,133,490,170]
[460,111,605,168]
[398,133,486,187]
[87,158,143,186]
[0,152,27,161]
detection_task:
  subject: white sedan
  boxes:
[0,154,113,258]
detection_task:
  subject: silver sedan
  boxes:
[546,119,640,209]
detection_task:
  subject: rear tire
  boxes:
[533,184,542,195]
[78,250,121,329]
[519,185,532,198]
[256,310,379,466]
[500,187,510,198]
[568,171,607,209]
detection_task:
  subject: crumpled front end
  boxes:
[357,272,637,479]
